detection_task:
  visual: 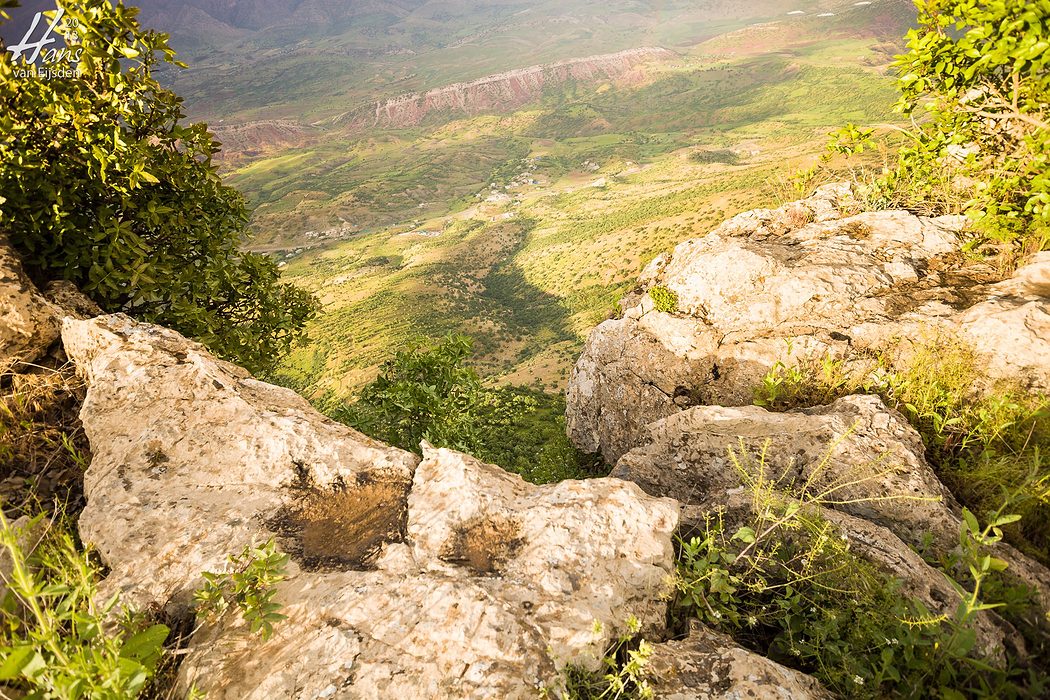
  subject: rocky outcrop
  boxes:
[182,447,677,698]
[566,184,1049,464]
[0,234,60,365]
[62,314,419,613]
[615,395,962,552]
[62,315,679,697]
[564,186,1050,660]
[647,622,831,700]
[619,392,1048,659]
[343,48,674,129]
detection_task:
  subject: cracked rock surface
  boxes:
[566,185,1049,463]
[62,314,679,698]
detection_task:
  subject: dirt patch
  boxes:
[840,220,872,239]
[0,361,89,516]
[269,470,410,571]
[440,514,524,575]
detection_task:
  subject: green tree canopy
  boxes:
[891,0,1049,247]
[0,0,317,373]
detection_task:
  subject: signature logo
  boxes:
[7,7,83,77]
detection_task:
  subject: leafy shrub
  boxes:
[674,444,1036,698]
[472,387,605,484]
[753,354,852,411]
[337,334,603,482]
[0,1,317,374]
[648,286,678,313]
[0,513,169,697]
[336,334,494,455]
[878,341,1049,562]
[193,539,289,641]
[825,0,1050,251]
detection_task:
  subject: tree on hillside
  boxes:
[830,0,1049,251]
[0,0,317,373]
[337,334,602,483]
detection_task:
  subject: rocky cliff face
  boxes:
[342,47,674,130]
[564,183,1050,641]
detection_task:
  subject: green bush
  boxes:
[829,0,1050,250]
[648,285,678,313]
[673,445,1038,698]
[0,513,169,697]
[336,334,494,455]
[0,1,317,374]
[689,149,740,166]
[336,334,602,482]
[752,339,1049,565]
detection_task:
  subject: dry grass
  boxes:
[0,361,89,516]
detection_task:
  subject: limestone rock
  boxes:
[958,252,1050,392]
[62,314,419,613]
[43,280,103,320]
[646,621,830,699]
[62,315,680,698]
[408,446,679,659]
[614,395,961,552]
[565,186,1049,463]
[182,447,678,699]
[0,234,60,365]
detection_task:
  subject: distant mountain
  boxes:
[4,1,917,125]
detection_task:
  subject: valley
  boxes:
[236,5,909,400]
[0,0,916,400]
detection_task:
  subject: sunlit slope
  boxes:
[232,38,898,248]
[273,38,899,399]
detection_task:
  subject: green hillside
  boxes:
[266,35,901,399]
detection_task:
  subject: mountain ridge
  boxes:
[336,46,676,129]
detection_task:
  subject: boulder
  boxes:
[407,447,677,656]
[614,395,960,552]
[957,252,1050,392]
[615,395,1050,623]
[646,621,830,699]
[566,185,1048,463]
[181,447,678,699]
[62,314,419,613]
[62,315,680,698]
[0,234,60,366]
